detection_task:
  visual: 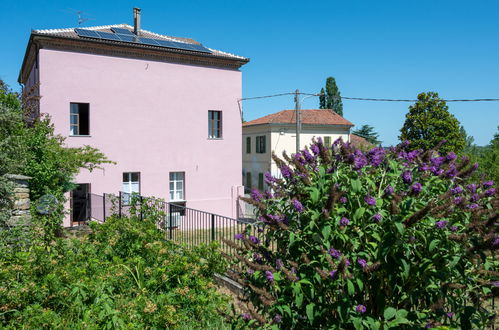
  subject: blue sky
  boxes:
[1,0,498,146]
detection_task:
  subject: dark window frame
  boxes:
[70,103,90,136]
[256,135,266,153]
[208,110,222,139]
[246,136,251,153]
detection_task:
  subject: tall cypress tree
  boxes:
[321,77,343,116]
[319,88,326,109]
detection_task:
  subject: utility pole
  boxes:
[295,89,301,154]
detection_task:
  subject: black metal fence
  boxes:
[83,192,268,254]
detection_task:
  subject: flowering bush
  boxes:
[226,139,498,329]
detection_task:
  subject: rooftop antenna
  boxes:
[62,8,95,25]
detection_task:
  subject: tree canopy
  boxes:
[399,92,465,154]
[319,77,343,116]
[352,124,381,145]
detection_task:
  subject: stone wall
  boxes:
[4,174,32,228]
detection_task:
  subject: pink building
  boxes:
[18,9,249,226]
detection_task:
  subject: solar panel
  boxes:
[116,34,139,43]
[75,28,100,38]
[138,37,160,46]
[96,31,120,41]
[74,28,212,54]
[111,27,135,35]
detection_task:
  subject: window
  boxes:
[122,172,140,204]
[70,103,89,135]
[258,173,264,191]
[256,136,266,153]
[246,172,252,189]
[246,137,251,154]
[170,172,185,201]
[324,136,331,147]
[208,110,222,139]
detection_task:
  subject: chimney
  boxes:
[133,8,141,35]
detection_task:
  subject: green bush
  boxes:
[228,139,498,329]
[0,215,230,328]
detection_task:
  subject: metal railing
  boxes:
[83,192,270,254]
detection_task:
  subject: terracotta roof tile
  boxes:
[350,134,374,148]
[243,109,354,127]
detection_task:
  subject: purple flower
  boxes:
[267,214,285,224]
[445,164,458,178]
[447,312,455,318]
[294,153,306,165]
[242,313,251,321]
[247,268,255,275]
[329,248,342,259]
[485,188,496,197]
[276,258,283,270]
[302,149,315,163]
[453,197,464,205]
[435,220,448,229]
[450,225,458,232]
[446,152,457,161]
[234,233,244,240]
[339,196,347,204]
[411,182,422,195]
[273,314,282,323]
[492,281,499,288]
[353,150,368,170]
[253,253,262,261]
[311,144,320,155]
[249,235,260,244]
[401,170,412,184]
[470,194,480,202]
[409,236,416,243]
[264,172,277,184]
[265,270,274,282]
[250,189,263,202]
[357,258,367,268]
[492,237,499,246]
[355,304,367,314]
[292,199,304,213]
[280,165,292,178]
[372,213,382,222]
[345,258,351,267]
[364,195,376,206]
[467,184,477,193]
[340,217,350,226]
[431,156,445,167]
[483,180,494,188]
[368,147,385,167]
[451,186,463,195]
[384,185,394,196]
[329,270,337,278]
[430,166,444,176]
[467,203,479,209]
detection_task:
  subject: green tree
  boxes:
[399,92,465,154]
[319,77,343,116]
[352,124,381,145]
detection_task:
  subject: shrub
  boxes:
[0,215,230,328]
[227,139,498,329]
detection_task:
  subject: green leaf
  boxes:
[396,309,408,319]
[429,239,439,252]
[308,187,320,203]
[322,225,331,240]
[394,222,404,235]
[351,179,361,193]
[356,278,364,291]
[295,293,303,307]
[306,303,315,324]
[384,307,397,320]
[401,259,410,280]
[347,279,355,296]
[353,207,366,221]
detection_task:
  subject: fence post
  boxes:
[118,191,122,217]
[102,193,106,222]
[211,214,215,241]
[140,196,144,221]
[169,203,173,240]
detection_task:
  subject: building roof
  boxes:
[243,109,354,127]
[350,134,375,148]
[31,24,248,61]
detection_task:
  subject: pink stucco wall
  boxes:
[38,49,243,226]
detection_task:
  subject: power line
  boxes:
[239,92,499,103]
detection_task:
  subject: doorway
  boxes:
[71,183,90,225]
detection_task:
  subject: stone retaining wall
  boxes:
[4,174,32,229]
